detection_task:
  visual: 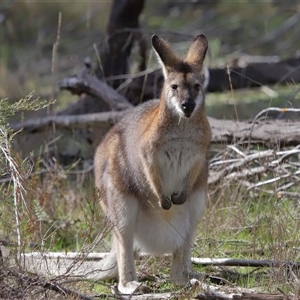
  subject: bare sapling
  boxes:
[94,34,211,294]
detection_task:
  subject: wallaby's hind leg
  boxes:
[107,192,151,294]
[170,239,192,285]
[170,236,206,285]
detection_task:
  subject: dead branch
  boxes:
[252,107,300,123]
[209,143,300,194]
[59,72,133,111]
[191,257,300,269]
[196,291,296,300]
[10,110,127,133]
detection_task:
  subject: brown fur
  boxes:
[94,34,211,294]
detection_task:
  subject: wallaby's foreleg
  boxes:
[172,162,207,206]
[140,152,172,210]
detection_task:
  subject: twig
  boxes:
[0,128,26,265]
[209,143,300,194]
[209,149,274,185]
[50,11,62,106]
[252,107,300,124]
[6,268,93,300]
[248,169,300,189]
[225,166,267,181]
[192,257,300,269]
[227,145,247,158]
[105,66,160,82]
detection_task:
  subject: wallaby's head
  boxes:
[152,34,208,118]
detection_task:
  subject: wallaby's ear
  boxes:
[152,35,180,78]
[185,34,208,68]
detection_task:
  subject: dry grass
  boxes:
[1,135,300,299]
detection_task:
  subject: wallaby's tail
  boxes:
[90,252,118,280]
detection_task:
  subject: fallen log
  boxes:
[10,108,300,147]
[10,111,127,134]
[207,56,300,92]
[125,56,300,101]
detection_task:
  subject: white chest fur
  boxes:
[157,134,200,198]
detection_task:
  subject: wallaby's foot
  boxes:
[188,271,208,286]
[118,281,152,294]
[171,271,207,287]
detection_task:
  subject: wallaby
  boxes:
[94,34,211,294]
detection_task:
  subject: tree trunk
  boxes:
[96,0,146,89]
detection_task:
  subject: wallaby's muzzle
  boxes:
[181,99,195,118]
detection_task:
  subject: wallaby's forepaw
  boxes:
[118,281,151,294]
[171,190,187,205]
[160,195,172,210]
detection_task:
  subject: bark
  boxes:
[209,114,300,147]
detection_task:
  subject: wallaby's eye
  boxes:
[194,84,201,91]
[171,84,178,91]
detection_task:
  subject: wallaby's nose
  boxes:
[181,100,195,117]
